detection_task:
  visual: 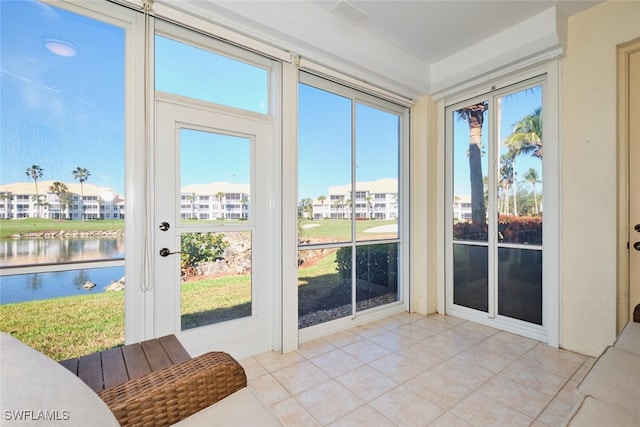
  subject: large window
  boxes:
[298,72,406,329]
[0,1,126,360]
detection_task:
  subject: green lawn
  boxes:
[299,218,397,242]
[0,251,343,360]
[0,218,397,240]
[0,218,124,238]
[1,272,267,360]
[0,291,125,361]
[0,217,393,359]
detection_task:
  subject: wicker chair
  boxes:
[98,351,247,427]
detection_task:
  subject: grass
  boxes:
[0,291,125,361]
[299,218,397,242]
[0,218,391,358]
[0,253,342,360]
[0,218,124,238]
[0,273,257,360]
[297,250,348,316]
[181,275,251,330]
[0,218,396,241]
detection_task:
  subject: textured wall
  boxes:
[561,0,640,356]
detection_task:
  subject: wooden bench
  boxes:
[59,335,191,393]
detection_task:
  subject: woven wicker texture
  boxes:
[98,351,247,427]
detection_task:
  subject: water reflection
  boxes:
[0,237,125,267]
[1,266,124,304]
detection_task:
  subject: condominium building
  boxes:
[310,178,398,220]
[179,182,250,220]
[0,181,252,222]
[0,181,124,220]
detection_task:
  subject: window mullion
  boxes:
[351,97,357,319]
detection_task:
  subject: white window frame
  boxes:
[440,62,560,346]
[295,71,411,344]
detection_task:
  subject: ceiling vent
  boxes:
[330,1,368,25]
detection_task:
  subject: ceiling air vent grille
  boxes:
[330,1,368,25]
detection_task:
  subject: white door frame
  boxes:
[154,96,275,358]
[442,64,560,346]
[618,39,640,331]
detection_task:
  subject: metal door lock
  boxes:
[159,248,180,257]
[159,222,170,231]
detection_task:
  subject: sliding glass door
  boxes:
[447,79,545,337]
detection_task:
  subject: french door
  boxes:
[446,78,547,340]
[154,98,275,358]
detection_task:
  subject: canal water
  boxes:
[0,237,125,304]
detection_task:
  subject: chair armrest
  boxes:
[98,351,247,427]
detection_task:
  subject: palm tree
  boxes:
[186,193,195,219]
[317,195,326,219]
[241,195,249,219]
[215,191,225,220]
[457,102,488,224]
[0,192,8,219]
[60,192,73,220]
[524,168,541,215]
[25,164,44,218]
[365,195,373,219]
[300,198,313,219]
[345,198,352,219]
[72,167,91,221]
[332,200,341,219]
[503,107,542,217]
[504,107,542,159]
[48,181,68,221]
[499,154,514,215]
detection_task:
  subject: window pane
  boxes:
[498,86,543,245]
[355,243,398,310]
[355,103,399,241]
[452,102,488,241]
[155,35,268,114]
[181,231,252,330]
[298,83,352,244]
[0,1,125,359]
[453,243,488,312]
[298,247,351,328]
[498,247,542,325]
[180,129,250,224]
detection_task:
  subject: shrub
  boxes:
[180,233,228,272]
[453,216,542,245]
[336,244,398,285]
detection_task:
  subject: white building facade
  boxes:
[310,178,398,220]
[0,181,124,221]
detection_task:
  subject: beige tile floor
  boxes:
[240,313,595,426]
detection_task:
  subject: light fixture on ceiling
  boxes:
[44,37,77,57]
[330,1,368,25]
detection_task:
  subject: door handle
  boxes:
[635,224,640,232]
[634,242,640,251]
[159,222,170,231]
[159,248,180,257]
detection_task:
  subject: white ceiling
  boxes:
[319,1,600,64]
[165,0,602,98]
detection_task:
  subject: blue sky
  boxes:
[1,1,125,193]
[1,1,539,202]
[298,83,399,200]
[452,86,543,196]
